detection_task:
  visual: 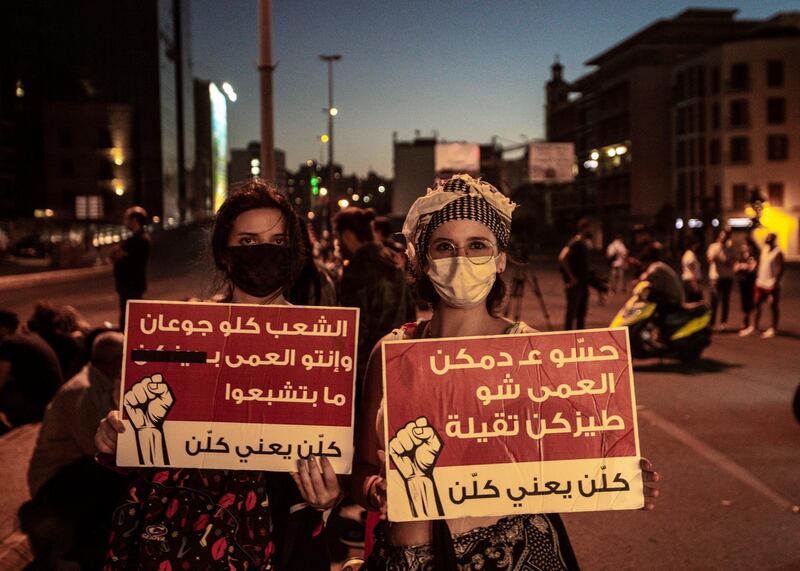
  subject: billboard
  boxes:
[435,143,480,177]
[209,82,228,212]
[528,142,575,183]
[382,327,643,522]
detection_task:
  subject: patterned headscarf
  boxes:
[402,174,516,263]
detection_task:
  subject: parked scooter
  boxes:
[611,280,711,362]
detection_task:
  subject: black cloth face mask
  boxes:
[226,243,291,298]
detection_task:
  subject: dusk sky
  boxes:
[191,0,797,178]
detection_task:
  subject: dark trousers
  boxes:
[118,290,144,330]
[564,283,589,330]
[710,277,733,325]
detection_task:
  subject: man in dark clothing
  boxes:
[335,208,415,394]
[0,310,64,428]
[559,219,607,330]
[112,206,150,329]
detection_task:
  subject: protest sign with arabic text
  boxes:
[382,327,642,522]
[116,300,358,472]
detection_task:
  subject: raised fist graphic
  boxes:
[124,373,174,465]
[388,417,445,518]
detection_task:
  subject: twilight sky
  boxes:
[191,0,796,178]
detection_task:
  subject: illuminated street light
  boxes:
[590,150,599,160]
[352,194,360,201]
[329,107,338,116]
[320,134,330,143]
[338,198,349,208]
[378,185,386,193]
[221,82,237,102]
[320,187,328,196]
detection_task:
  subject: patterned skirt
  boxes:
[363,514,580,571]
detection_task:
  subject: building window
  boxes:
[729,63,749,91]
[730,137,750,164]
[59,128,73,148]
[713,184,722,211]
[677,174,687,211]
[767,134,789,161]
[698,137,706,165]
[733,184,748,210]
[676,141,686,167]
[61,159,75,177]
[711,67,720,94]
[98,128,113,148]
[75,195,104,220]
[697,103,706,132]
[767,97,786,124]
[709,139,721,165]
[729,99,749,128]
[711,103,720,130]
[768,183,784,207]
[697,66,706,97]
[98,159,114,180]
[766,60,784,88]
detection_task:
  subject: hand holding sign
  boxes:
[388,417,445,518]
[124,373,174,465]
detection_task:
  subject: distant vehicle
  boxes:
[611,280,712,362]
[11,236,48,258]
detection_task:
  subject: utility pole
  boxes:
[259,0,276,183]
[173,0,187,223]
[320,54,341,228]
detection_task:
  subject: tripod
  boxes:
[504,263,553,330]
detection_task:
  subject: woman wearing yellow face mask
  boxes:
[352,175,659,570]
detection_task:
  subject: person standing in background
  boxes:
[606,233,628,294]
[734,241,758,336]
[559,219,606,330]
[706,229,735,330]
[111,206,150,329]
[751,232,784,339]
[681,236,703,302]
[335,207,415,396]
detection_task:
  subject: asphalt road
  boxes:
[1,246,798,570]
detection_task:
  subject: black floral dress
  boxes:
[104,468,328,570]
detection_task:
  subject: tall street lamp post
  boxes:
[319,54,341,229]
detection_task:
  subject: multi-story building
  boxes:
[1,0,194,227]
[672,13,800,255]
[545,8,760,245]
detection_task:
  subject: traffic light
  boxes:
[310,175,320,196]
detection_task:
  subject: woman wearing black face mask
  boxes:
[95,180,340,570]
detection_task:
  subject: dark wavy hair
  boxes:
[210,179,305,300]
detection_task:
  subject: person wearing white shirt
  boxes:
[681,237,703,302]
[706,229,735,330]
[606,234,628,294]
[747,233,784,338]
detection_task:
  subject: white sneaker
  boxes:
[761,328,776,339]
[738,326,754,337]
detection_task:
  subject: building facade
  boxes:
[1,0,194,227]
[545,9,762,246]
[671,14,800,255]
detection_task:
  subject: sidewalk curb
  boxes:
[0,265,111,292]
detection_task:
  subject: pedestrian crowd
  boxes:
[557,221,784,340]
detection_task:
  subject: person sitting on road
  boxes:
[25,301,88,380]
[0,309,63,429]
[21,330,129,570]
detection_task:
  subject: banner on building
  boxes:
[117,300,358,473]
[382,327,642,522]
[528,142,575,183]
[435,143,481,177]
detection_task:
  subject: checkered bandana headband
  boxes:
[417,194,509,259]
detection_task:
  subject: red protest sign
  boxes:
[116,300,358,473]
[382,327,642,522]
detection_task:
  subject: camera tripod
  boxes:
[504,263,553,331]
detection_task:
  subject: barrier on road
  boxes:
[0,265,110,292]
